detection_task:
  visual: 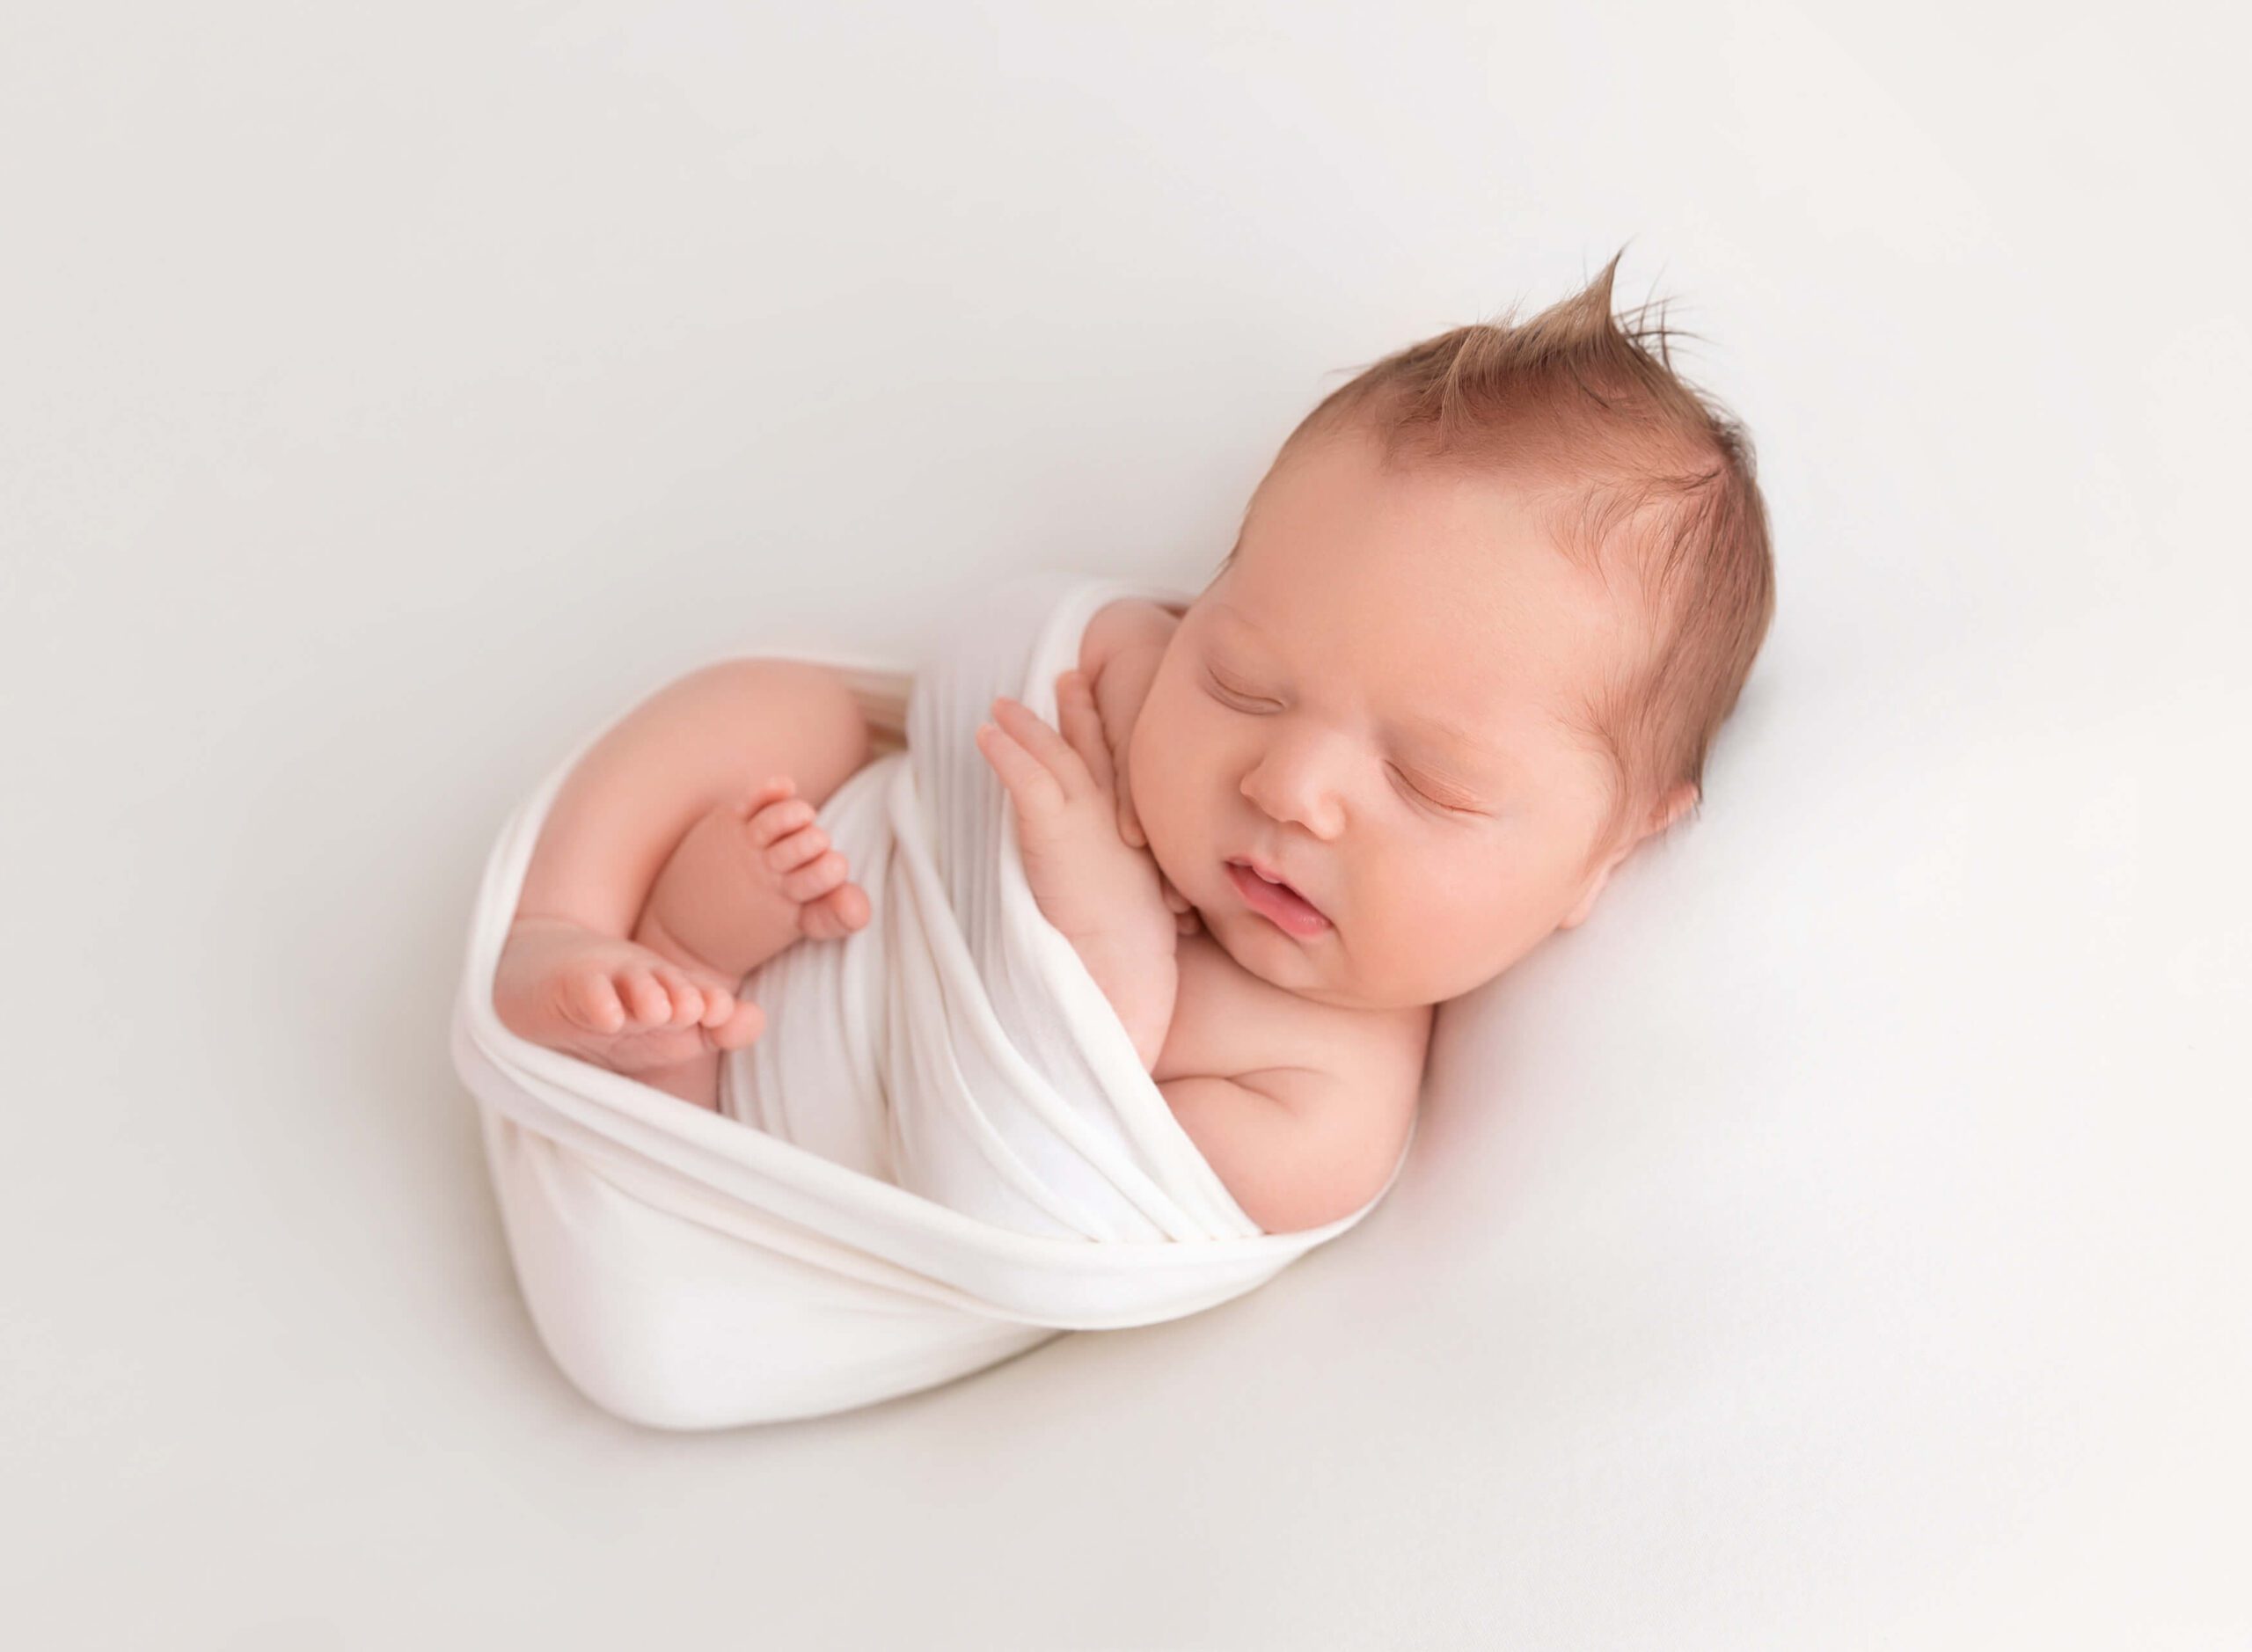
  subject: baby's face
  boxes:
[1130,428,1634,1011]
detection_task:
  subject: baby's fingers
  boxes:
[975,717,1069,816]
[988,695,1090,797]
[1054,670,1115,795]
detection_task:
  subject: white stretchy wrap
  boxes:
[450,571,1411,1429]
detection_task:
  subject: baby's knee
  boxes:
[721,658,874,806]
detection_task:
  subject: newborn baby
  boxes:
[493,258,1775,1232]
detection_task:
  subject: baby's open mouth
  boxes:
[1225,859,1331,938]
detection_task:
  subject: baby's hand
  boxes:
[976,670,1181,963]
[1086,632,1198,936]
[1086,630,1163,847]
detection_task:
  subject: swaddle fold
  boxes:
[450,570,1411,1428]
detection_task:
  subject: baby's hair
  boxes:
[1228,251,1777,867]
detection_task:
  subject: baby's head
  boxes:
[1130,255,1776,1011]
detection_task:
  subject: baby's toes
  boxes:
[781,847,849,903]
[764,820,831,876]
[730,774,797,822]
[802,881,871,939]
[559,966,627,1034]
[615,966,676,1027]
[744,796,817,848]
[691,980,736,1028]
[650,966,710,1027]
[707,997,765,1051]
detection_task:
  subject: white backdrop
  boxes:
[4,2,2246,1646]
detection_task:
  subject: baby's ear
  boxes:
[1558,866,1614,932]
[1649,783,1700,837]
[1557,783,1700,931]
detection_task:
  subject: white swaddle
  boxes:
[450,570,1413,1428]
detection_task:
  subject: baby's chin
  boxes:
[1190,883,1419,1010]
[1194,891,1334,994]
[1156,832,1328,990]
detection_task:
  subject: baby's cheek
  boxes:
[1126,700,1170,811]
[1134,764,1183,857]
[1129,720,1189,865]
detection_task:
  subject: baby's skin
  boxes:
[494,774,867,1078]
[494,425,1692,1231]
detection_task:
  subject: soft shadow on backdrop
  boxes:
[3,2,2245,1646]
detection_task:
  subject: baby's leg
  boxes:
[494,658,874,1108]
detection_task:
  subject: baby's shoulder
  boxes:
[1156,931,1430,1122]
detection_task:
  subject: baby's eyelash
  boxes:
[1208,672,1483,817]
[1392,765,1479,815]
[1203,670,1267,709]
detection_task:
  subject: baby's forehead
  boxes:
[1202,596,1610,761]
[1207,551,1633,677]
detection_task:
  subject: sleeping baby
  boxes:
[491,255,1776,1233]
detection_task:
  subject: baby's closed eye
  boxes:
[1208,668,1487,817]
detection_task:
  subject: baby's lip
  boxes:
[1225,855,1323,917]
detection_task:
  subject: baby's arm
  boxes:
[1154,1010,1431,1234]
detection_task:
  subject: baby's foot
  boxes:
[493,916,765,1076]
[634,776,874,983]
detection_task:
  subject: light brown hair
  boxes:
[1226,252,1776,867]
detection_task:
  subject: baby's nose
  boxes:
[1240,741,1347,839]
